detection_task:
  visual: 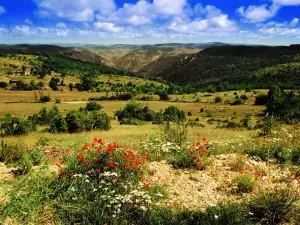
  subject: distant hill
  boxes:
[154,45,300,90]
[0,44,105,65]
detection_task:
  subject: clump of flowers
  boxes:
[53,138,152,224]
[189,138,209,168]
[167,138,210,169]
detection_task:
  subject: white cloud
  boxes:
[273,0,300,6]
[0,6,5,14]
[94,22,123,32]
[259,18,300,37]
[56,30,68,36]
[237,4,280,23]
[168,5,237,34]
[153,0,187,15]
[56,23,67,28]
[35,0,116,22]
[0,27,8,33]
[290,18,299,26]
[25,19,33,25]
[13,26,32,36]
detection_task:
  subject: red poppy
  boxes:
[59,169,65,174]
[144,183,150,189]
[96,169,101,174]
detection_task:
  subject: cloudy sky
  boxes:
[0,0,299,45]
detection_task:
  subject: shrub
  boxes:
[0,114,37,136]
[50,115,68,133]
[266,85,300,122]
[157,91,169,101]
[215,96,223,103]
[255,94,268,105]
[161,122,188,147]
[116,102,156,122]
[34,90,51,103]
[29,106,60,125]
[248,191,300,225]
[256,115,278,136]
[85,101,103,111]
[55,97,61,104]
[39,95,51,103]
[65,110,111,133]
[152,112,165,125]
[120,118,141,125]
[49,77,60,91]
[232,174,255,194]
[0,81,8,88]
[163,106,186,122]
[231,98,244,105]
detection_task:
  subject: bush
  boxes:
[85,101,103,111]
[65,110,111,133]
[231,98,244,105]
[29,106,60,125]
[116,102,156,122]
[266,85,300,122]
[157,91,169,101]
[248,191,300,225]
[50,115,68,133]
[163,106,186,122]
[255,94,268,105]
[0,114,37,136]
[161,122,188,146]
[120,118,141,125]
[0,81,8,88]
[215,96,223,103]
[246,146,292,164]
[152,112,165,125]
[39,95,51,103]
[55,98,61,104]
[49,77,60,91]
[232,174,255,194]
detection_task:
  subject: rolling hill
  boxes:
[153,45,300,89]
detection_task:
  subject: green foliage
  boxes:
[161,122,188,146]
[248,191,299,225]
[30,106,60,125]
[255,115,278,136]
[55,97,61,104]
[0,114,37,136]
[50,115,68,133]
[157,90,169,101]
[138,204,251,225]
[255,94,268,105]
[157,45,300,90]
[1,169,54,223]
[85,101,103,111]
[0,81,8,88]
[49,77,60,91]
[163,106,186,122]
[266,86,300,122]
[215,96,223,103]
[120,118,141,125]
[231,98,244,105]
[116,102,156,122]
[39,95,51,103]
[65,110,111,133]
[232,174,255,194]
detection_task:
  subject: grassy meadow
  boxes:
[1,57,300,224]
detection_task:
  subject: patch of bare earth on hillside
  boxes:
[147,154,300,210]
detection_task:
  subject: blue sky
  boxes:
[0,0,299,45]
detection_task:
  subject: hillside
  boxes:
[86,45,201,73]
[154,45,300,89]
